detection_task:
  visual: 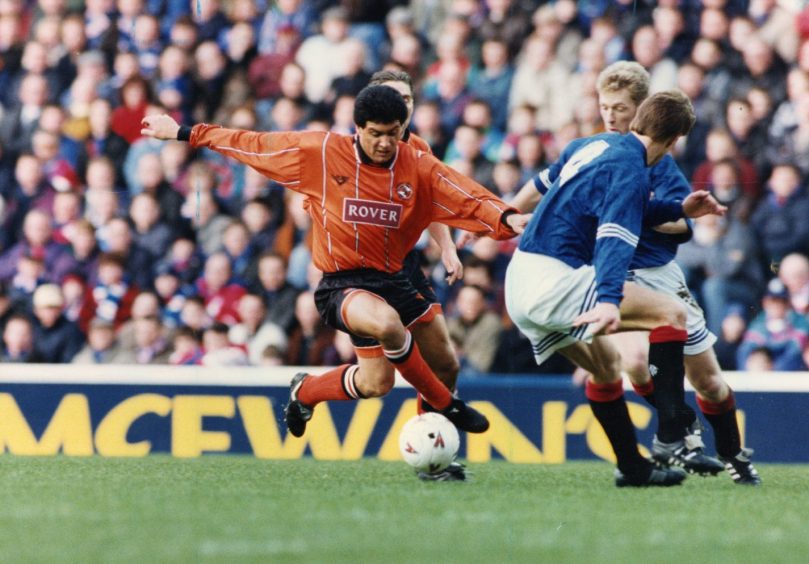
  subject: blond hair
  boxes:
[596,61,650,107]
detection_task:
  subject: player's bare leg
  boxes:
[410,314,459,390]
[685,348,760,484]
[560,339,686,487]
[285,292,488,436]
[410,313,460,415]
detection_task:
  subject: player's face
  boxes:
[357,120,402,164]
[598,89,638,134]
[380,80,414,131]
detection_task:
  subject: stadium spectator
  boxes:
[168,325,204,366]
[447,284,503,374]
[467,37,514,132]
[737,279,809,371]
[0,72,49,158]
[228,292,287,366]
[195,252,247,326]
[78,252,139,333]
[509,36,572,133]
[777,253,809,316]
[251,251,300,334]
[128,314,171,365]
[284,290,334,366]
[1,313,43,363]
[295,6,354,104]
[200,322,249,366]
[0,208,72,285]
[30,283,85,363]
[750,162,809,266]
[72,316,134,363]
[678,211,764,340]
[630,25,678,93]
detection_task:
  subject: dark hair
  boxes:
[630,90,695,143]
[353,85,408,128]
[206,321,230,335]
[369,70,413,92]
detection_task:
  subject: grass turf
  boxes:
[0,457,807,563]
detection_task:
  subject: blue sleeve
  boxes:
[593,168,647,305]
[644,199,684,226]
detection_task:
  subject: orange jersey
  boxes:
[189,125,517,273]
[406,131,432,154]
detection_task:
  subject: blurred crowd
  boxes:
[2,0,809,374]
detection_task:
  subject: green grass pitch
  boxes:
[1,457,808,563]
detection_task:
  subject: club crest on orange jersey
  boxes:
[332,174,349,186]
[396,183,413,200]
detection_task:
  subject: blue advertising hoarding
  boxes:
[0,365,807,463]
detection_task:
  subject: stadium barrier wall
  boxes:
[1,364,807,463]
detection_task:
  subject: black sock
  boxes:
[586,380,649,475]
[648,327,692,443]
[698,393,741,458]
[632,381,657,408]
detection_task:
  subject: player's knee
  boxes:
[661,302,687,330]
[360,373,395,397]
[693,374,727,402]
[371,309,406,343]
[622,349,649,380]
[592,348,622,381]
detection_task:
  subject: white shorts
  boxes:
[628,261,717,356]
[505,250,600,366]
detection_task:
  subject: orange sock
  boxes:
[298,364,362,406]
[384,331,451,410]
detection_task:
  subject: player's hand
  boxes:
[440,245,463,285]
[140,114,181,140]
[572,302,620,335]
[506,213,532,234]
[682,190,727,218]
[456,230,479,249]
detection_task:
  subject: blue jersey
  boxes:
[535,136,692,269]
[519,132,649,305]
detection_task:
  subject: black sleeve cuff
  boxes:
[500,210,517,228]
[177,125,193,141]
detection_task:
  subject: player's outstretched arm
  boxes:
[141,114,181,140]
[511,177,544,212]
[652,218,689,234]
[427,223,463,285]
[682,190,727,218]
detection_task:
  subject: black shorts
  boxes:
[314,268,434,348]
[402,249,439,305]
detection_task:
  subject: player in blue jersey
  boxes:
[510,62,759,485]
[505,90,729,487]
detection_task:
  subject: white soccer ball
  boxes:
[398,412,460,473]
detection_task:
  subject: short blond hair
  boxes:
[596,61,650,107]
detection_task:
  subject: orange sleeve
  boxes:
[422,155,518,240]
[189,124,308,192]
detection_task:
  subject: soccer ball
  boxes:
[398,412,460,473]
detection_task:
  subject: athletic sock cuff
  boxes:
[585,379,624,402]
[649,325,688,343]
[632,380,655,397]
[697,389,736,415]
[383,331,413,364]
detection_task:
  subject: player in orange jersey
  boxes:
[141,85,529,441]
[369,70,465,416]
